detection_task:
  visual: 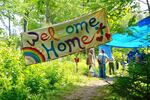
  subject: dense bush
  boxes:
[0,41,28,100]
[0,38,89,100]
[112,54,150,99]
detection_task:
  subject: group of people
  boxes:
[127,49,145,63]
[86,48,115,79]
[86,48,146,79]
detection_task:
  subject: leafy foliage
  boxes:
[0,37,90,99]
[0,0,143,33]
[0,1,149,99]
[112,54,150,99]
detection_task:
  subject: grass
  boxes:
[46,75,94,100]
[92,85,126,100]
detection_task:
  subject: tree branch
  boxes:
[138,0,147,4]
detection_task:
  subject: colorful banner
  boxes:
[21,9,111,65]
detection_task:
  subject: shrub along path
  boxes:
[63,77,113,100]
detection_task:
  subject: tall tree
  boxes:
[146,0,150,14]
[45,0,50,24]
[0,0,15,36]
[1,0,141,34]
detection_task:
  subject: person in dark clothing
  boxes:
[141,50,146,61]
[127,49,136,63]
[115,56,119,70]
[109,56,115,75]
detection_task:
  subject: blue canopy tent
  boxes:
[99,45,112,58]
[106,25,150,48]
[99,16,150,58]
[138,16,150,27]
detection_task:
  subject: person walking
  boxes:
[109,56,115,75]
[115,56,119,70]
[86,48,96,76]
[97,50,109,79]
[121,54,126,76]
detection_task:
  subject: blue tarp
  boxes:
[99,45,112,59]
[98,17,150,58]
[138,16,150,27]
[106,25,150,48]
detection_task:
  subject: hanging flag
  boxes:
[21,9,111,65]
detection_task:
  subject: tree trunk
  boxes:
[23,12,29,32]
[8,15,11,36]
[23,19,27,32]
[146,0,150,15]
[45,0,50,24]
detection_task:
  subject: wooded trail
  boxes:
[64,77,113,100]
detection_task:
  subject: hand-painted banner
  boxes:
[21,9,111,65]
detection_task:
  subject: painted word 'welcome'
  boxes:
[66,17,99,34]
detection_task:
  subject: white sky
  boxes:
[137,0,148,10]
[0,15,23,35]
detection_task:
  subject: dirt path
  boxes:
[64,77,113,100]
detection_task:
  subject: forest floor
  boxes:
[63,77,114,100]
